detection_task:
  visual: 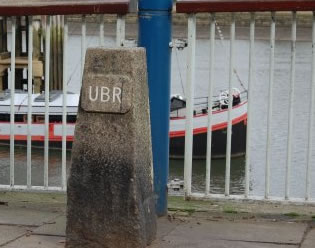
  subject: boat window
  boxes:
[48,115,76,123]
[34,115,45,123]
[49,115,62,123]
[0,114,24,122]
[170,98,186,112]
[0,114,9,121]
[67,115,76,123]
[15,114,24,122]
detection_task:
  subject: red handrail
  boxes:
[176,0,315,13]
[0,0,129,16]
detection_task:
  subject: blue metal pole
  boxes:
[138,0,172,216]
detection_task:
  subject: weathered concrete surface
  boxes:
[301,228,315,248]
[33,215,66,237]
[66,48,156,248]
[0,193,64,247]
[5,235,65,248]
[0,193,315,248]
[0,225,32,246]
[0,206,60,226]
[151,240,297,248]
[153,219,305,247]
[0,213,310,248]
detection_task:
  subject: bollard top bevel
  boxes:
[81,47,147,114]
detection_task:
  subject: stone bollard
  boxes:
[66,48,157,248]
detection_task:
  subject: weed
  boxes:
[223,206,238,214]
[283,212,300,218]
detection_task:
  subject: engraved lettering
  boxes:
[101,87,110,102]
[113,87,122,103]
[89,86,98,102]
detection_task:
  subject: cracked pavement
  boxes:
[0,193,314,248]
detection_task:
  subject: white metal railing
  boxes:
[183,14,196,197]
[9,17,15,188]
[181,9,315,204]
[205,13,215,196]
[307,13,315,201]
[0,14,126,192]
[1,1,315,207]
[245,12,255,198]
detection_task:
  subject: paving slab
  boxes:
[0,216,308,248]
[301,228,315,248]
[0,225,32,246]
[157,219,306,246]
[0,200,311,248]
[155,217,179,239]
[150,239,298,248]
[33,215,66,237]
[0,206,61,226]
[5,235,65,248]
[33,216,178,240]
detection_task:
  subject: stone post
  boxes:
[66,48,157,248]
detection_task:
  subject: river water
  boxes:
[1,23,315,199]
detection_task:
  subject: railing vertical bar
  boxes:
[205,13,215,196]
[99,14,105,46]
[306,12,315,201]
[225,13,235,197]
[184,14,196,198]
[245,12,255,198]
[10,17,16,187]
[285,11,297,200]
[266,12,276,199]
[44,16,51,189]
[41,24,44,53]
[62,16,68,190]
[81,15,86,85]
[116,14,126,47]
[27,16,33,189]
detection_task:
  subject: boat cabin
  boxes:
[0,90,78,123]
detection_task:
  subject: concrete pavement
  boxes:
[0,192,314,248]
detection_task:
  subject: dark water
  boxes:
[1,24,315,199]
[171,38,315,198]
[0,144,244,195]
[169,158,246,194]
[0,144,71,187]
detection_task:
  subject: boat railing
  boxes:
[194,90,248,109]
[0,0,130,192]
[177,0,315,204]
[171,89,248,118]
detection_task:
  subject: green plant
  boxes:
[223,206,238,214]
[283,212,300,218]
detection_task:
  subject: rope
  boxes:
[215,19,248,93]
[175,46,186,96]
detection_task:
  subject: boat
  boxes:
[167,178,184,192]
[0,90,77,147]
[0,88,247,158]
[169,88,247,159]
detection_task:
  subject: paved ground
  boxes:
[0,193,314,248]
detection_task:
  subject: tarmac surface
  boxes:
[0,192,314,248]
